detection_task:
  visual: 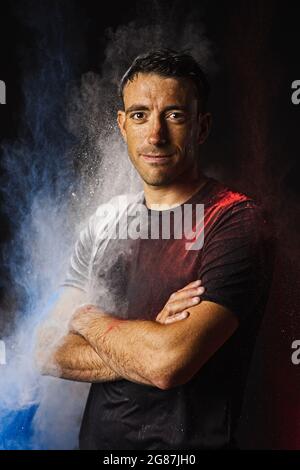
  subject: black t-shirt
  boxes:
[64,177,274,450]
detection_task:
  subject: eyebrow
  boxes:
[125,104,188,115]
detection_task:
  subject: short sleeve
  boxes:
[60,193,142,292]
[62,215,96,292]
[198,201,274,324]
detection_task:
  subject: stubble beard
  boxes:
[136,159,197,188]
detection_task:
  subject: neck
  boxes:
[143,167,208,210]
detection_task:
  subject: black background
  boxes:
[0,0,299,449]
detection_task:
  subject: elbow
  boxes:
[150,348,182,390]
[153,377,174,391]
[153,371,185,390]
[33,348,47,375]
[34,347,59,377]
[150,347,197,390]
[33,339,49,375]
[33,327,58,376]
[152,371,181,391]
[153,368,193,390]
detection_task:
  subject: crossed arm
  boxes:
[68,300,238,389]
[36,283,238,389]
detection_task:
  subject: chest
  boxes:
[91,236,202,319]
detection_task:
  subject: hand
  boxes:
[69,304,106,334]
[155,280,205,325]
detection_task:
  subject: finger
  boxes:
[166,296,201,315]
[155,313,169,324]
[177,280,201,293]
[155,311,168,323]
[170,286,205,302]
[156,310,188,324]
[157,283,204,322]
[155,310,164,321]
[164,311,190,324]
[158,294,202,321]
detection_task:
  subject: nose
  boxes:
[147,115,168,146]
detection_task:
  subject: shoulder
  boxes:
[201,179,273,245]
[205,178,265,224]
[205,178,254,210]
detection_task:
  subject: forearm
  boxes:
[73,312,175,387]
[43,332,122,383]
[70,281,204,387]
[42,332,156,386]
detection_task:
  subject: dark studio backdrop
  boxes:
[0,0,299,450]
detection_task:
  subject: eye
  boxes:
[167,112,186,122]
[130,112,146,120]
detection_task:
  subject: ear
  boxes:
[198,112,212,145]
[117,110,127,143]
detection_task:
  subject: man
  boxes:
[36,49,273,450]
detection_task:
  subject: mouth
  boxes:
[141,154,173,164]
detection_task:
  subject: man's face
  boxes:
[118,73,209,187]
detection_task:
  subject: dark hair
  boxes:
[119,49,210,111]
